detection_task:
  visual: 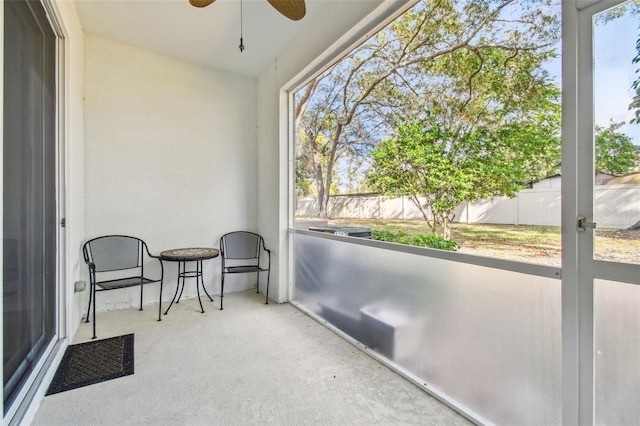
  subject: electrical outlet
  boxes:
[74,280,86,292]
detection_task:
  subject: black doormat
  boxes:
[46,334,134,395]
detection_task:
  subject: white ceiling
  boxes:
[74,0,328,78]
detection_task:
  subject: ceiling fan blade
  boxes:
[189,0,216,8]
[267,0,306,21]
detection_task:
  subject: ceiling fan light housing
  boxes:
[189,0,216,8]
[267,0,306,21]
[189,0,305,21]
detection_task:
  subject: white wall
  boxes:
[84,35,258,310]
[296,184,640,229]
[257,0,403,303]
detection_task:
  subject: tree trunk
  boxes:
[319,123,344,219]
[407,195,438,236]
[442,217,451,241]
[295,78,318,120]
[313,159,326,218]
[316,167,327,218]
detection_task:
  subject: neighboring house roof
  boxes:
[529,172,640,186]
[527,173,560,183]
[604,172,640,185]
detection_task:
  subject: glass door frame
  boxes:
[564,0,640,423]
[2,0,67,422]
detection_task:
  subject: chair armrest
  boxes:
[144,251,163,282]
[262,246,271,261]
[261,242,271,269]
[143,242,160,260]
[260,238,271,254]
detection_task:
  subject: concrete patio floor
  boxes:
[32,290,470,425]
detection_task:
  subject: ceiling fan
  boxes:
[189,0,306,21]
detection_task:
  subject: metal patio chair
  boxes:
[83,235,162,339]
[219,231,271,310]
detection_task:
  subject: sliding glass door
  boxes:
[3,0,58,412]
[563,0,640,423]
[586,2,640,423]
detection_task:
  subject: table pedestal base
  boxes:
[164,259,214,314]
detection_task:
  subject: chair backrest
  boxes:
[220,232,261,260]
[83,235,143,272]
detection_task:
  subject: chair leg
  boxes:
[220,273,225,310]
[92,287,97,339]
[85,282,92,323]
[158,261,164,321]
[256,271,260,294]
[139,282,144,311]
[265,269,270,305]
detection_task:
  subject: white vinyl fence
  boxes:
[296,185,640,229]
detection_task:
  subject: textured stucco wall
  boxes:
[297,185,640,229]
[84,35,258,310]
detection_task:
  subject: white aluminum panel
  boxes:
[594,279,640,425]
[293,233,561,425]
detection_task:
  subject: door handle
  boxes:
[577,216,597,232]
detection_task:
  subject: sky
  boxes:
[594,5,639,144]
[540,1,639,145]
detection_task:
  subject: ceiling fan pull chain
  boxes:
[239,0,245,52]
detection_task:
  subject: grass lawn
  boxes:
[322,218,640,266]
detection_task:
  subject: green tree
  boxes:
[630,27,640,124]
[367,102,560,240]
[295,0,560,218]
[595,121,640,174]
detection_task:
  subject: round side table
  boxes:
[160,248,219,315]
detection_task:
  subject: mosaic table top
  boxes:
[160,247,219,260]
